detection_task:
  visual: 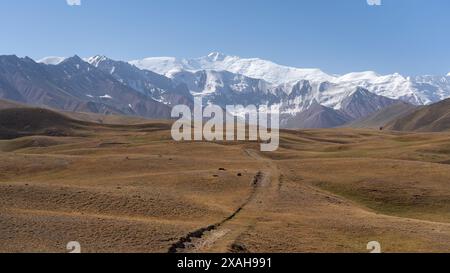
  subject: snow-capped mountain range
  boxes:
[17,52,450,128]
[129,52,450,106]
[130,52,334,86]
[38,52,450,106]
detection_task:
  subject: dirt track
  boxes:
[169,149,279,253]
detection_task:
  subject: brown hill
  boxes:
[0,103,173,141]
[0,98,154,126]
[0,107,87,139]
[347,102,417,129]
[386,98,450,132]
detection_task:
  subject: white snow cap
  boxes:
[367,0,381,6]
[130,52,333,85]
[206,52,227,61]
[86,55,108,67]
[66,0,81,6]
[37,56,66,65]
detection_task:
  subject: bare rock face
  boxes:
[340,87,399,120]
[87,55,193,108]
[282,100,352,129]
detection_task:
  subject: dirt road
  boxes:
[168,149,279,253]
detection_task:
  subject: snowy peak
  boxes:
[338,71,380,82]
[86,55,110,67]
[206,52,227,62]
[130,53,333,85]
[129,56,183,76]
[350,86,374,97]
[37,56,66,65]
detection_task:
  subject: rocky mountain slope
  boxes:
[0,55,173,119]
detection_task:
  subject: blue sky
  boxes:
[0,0,449,75]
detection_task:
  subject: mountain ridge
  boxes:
[0,55,172,119]
[129,52,450,106]
[3,52,447,129]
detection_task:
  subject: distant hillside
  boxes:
[0,103,173,141]
[386,98,450,132]
[65,111,152,125]
[0,107,87,139]
[347,102,417,129]
[0,98,153,125]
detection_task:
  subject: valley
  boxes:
[1,107,450,253]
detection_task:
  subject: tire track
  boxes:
[168,171,265,253]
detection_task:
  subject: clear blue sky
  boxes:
[0,0,449,75]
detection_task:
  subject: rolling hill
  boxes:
[2,107,450,253]
[386,98,450,132]
[347,102,418,129]
[0,107,86,139]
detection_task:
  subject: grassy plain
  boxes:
[1,109,450,253]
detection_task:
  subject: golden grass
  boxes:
[1,121,450,253]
